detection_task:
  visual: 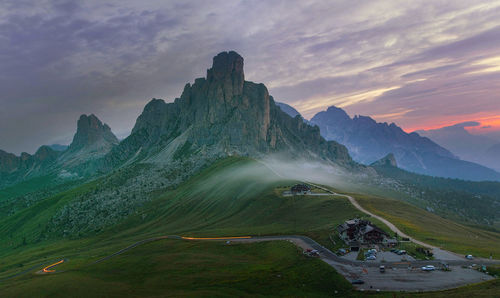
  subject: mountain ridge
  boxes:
[0,114,119,187]
[275,103,500,181]
[103,51,355,171]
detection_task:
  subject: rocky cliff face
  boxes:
[66,114,118,153]
[0,150,20,174]
[107,51,353,167]
[0,114,119,187]
[60,114,119,167]
[0,145,61,187]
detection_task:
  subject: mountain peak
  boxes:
[68,114,118,152]
[207,51,244,80]
[206,51,245,97]
[110,51,354,167]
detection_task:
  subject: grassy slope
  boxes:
[2,239,498,297]
[1,240,357,297]
[0,175,59,200]
[0,157,367,279]
[1,157,498,296]
[352,193,500,258]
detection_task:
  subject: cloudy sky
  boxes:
[2,0,500,154]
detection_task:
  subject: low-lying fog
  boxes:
[194,155,363,197]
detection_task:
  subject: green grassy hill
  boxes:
[0,157,367,280]
[352,193,500,258]
[1,240,356,297]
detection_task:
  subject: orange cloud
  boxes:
[405,113,500,133]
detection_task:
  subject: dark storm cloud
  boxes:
[1,0,500,153]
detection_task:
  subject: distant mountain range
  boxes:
[417,123,500,172]
[277,103,500,181]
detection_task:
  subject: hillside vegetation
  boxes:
[352,194,500,258]
[0,157,366,277]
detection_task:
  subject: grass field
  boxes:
[351,194,500,258]
[1,239,498,297]
[0,240,357,297]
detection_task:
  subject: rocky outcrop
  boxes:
[0,114,120,188]
[67,114,118,153]
[0,150,22,173]
[370,153,397,167]
[106,51,353,167]
[59,114,119,167]
[0,145,61,187]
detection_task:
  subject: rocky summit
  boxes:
[107,51,353,167]
[67,114,119,153]
[0,114,118,187]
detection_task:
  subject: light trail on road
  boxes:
[42,260,64,273]
[181,236,251,240]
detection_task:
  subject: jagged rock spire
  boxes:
[206,51,245,97]
[69,114,118,151]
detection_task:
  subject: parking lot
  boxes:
[375,251,416,262]
[324,260,494,292]
[340,250,416,262]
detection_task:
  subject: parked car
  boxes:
[397,250,407,255]
[366,255,377,260]
[351,279,365,284]
[368,249,377,254]
[421,265,436,271]
[304,249,319,257]
[379,265,385,273]
[465,254,474,260]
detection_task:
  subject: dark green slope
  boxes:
[371,163,500,228]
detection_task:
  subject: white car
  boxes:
[466,255,474,260]
[366,255,377,260]
[421,265,435,271]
